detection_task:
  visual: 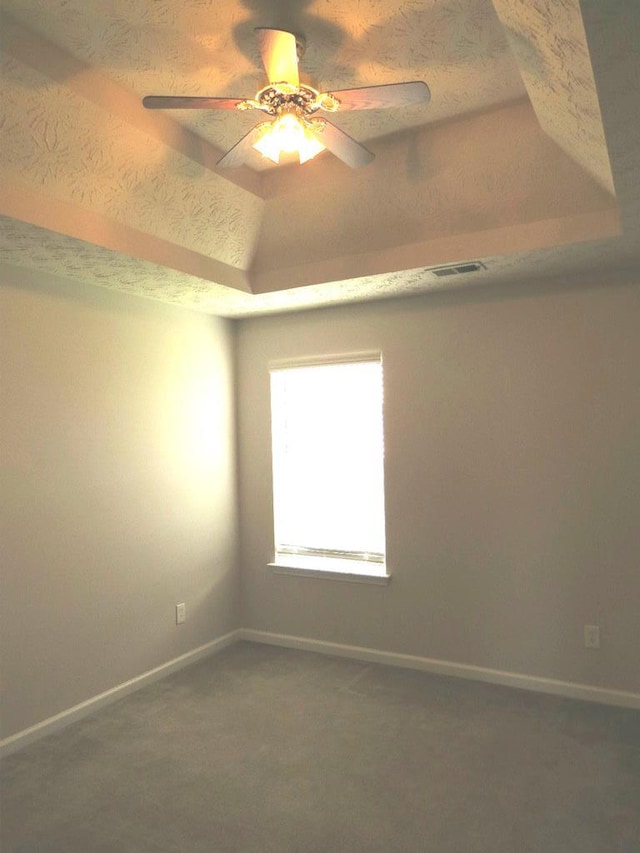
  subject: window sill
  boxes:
[268,557,390,585]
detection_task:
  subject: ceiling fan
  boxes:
[143,28,431,169]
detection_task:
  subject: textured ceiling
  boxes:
[1,0,638,316]
[3,0,527,151]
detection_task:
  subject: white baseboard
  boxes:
[5,627,638,757]
[0,630,241,757]
[238,628,640,711]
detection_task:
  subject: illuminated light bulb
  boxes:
[253,113,325,165]
[297,131,325,164]
[273,113,305,152]
[253,128,282,164]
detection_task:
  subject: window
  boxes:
[269,354,388,582]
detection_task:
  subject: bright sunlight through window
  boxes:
[270,355,387,578]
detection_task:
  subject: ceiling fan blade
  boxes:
[329,81,431,111]
[314,120,374,168]
[143,95,244,110]
[254,27,299,86]
[217,123,266,169]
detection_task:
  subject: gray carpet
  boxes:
[2,641,639,852]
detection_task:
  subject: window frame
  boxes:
[268,353,390,585]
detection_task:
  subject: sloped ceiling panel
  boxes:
[1,16,264,287]
[580,0,640,221]
[491,0,615,194]
[0,217,242,308]
[253,99,617,291]
[1,59,260,270]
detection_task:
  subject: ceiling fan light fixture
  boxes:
[143,28,431,169]
[252,113,325,165]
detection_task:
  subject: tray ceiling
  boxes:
[1,0,638,316]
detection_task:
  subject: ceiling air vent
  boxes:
[431,261,486,278]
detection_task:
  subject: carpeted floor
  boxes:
[2,641,639,852]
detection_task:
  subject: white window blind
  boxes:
[270,356,386,575]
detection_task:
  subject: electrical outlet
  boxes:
[584,624,600,649]
[176,602,186,625]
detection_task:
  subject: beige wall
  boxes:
[3,266,639,743]
[236,278,640,695]
[0,265,239,740]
